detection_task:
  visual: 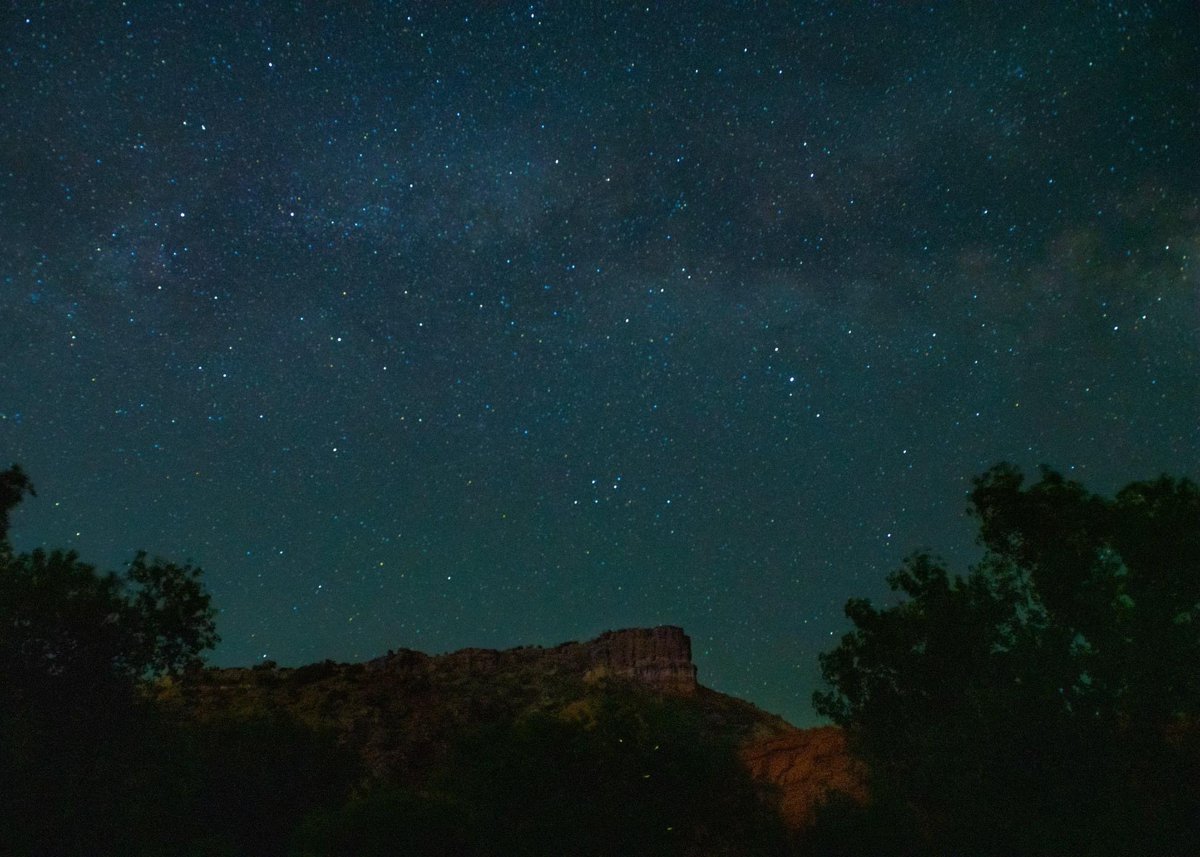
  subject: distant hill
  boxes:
[157,626,865,833]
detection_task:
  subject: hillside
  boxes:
[157,626,865,832]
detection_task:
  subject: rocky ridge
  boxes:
[164,626,862,831]
[368,625,699,694]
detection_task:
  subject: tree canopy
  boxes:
[813,464,1200,856]
[0,464,34,546]
[0,466,219,714]
[0,465,225,853]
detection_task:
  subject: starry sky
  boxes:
[2,2,1197,726]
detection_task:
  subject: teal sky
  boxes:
[2,1,1196,725]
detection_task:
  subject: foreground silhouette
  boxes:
[6,461,1194,855]
[811,464,1200,856]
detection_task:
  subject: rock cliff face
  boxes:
[367,625,697,694]
[582,625,699,692]
[740,726,869,829]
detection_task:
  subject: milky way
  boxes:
[2,2,1196,724]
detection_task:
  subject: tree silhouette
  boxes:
[0,547,219,714]
[814,464,1200,856]
[0,463,33,545]
[0,466,223,855]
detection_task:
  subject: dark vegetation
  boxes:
[809,464,1200,856]
[293,692,789,857]
[3,462,1196,855]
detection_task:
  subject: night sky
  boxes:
[3,2,1197,725]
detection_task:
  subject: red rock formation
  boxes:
[367,625,698,694]
[580,625,698,693]
[740,725,868,831]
